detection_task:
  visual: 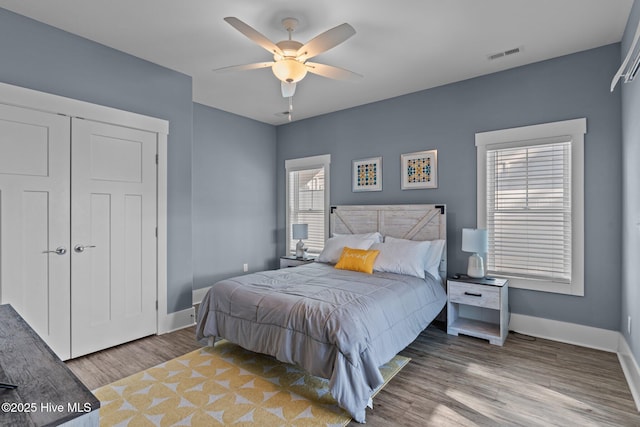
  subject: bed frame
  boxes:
[200,203,448,421]
[330,204,447,282]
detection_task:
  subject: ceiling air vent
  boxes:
[488,46,522,61]
[275,111,294,122]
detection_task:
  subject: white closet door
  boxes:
[71,118,157,358]
[0,104,71,360]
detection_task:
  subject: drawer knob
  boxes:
[464,291,482,297]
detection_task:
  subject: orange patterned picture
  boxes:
[401,150,438,189]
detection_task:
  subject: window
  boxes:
[285,155,330,256]
[476,119,585,295]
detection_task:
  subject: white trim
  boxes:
[509,313,619,352]
[0,82,168,134]
[475,118,586,296]
[0,82,171,338]
[618,335,640,411]
[192,286,211,307]
[511,313,640,412]
[475,118,586,147]
[285,154,331,171]
[158,306,196,334]
[156,133,170,333]
[285,154,331,255]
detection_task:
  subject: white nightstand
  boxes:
[279,256,315,269]
[447,276,509,346]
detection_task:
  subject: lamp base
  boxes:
[467,253,485,278]
[295,240,305,258]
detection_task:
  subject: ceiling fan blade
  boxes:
[281,81,296,97]
[213,62,274,73]
[296,23,356,62]
[305,62,362,80]
[224,17,283,56]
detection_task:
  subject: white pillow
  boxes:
[371,240,431,278]
[317,233,381,264]
[425,239,445,279]
[385,236,445,279]
[333,232,383,243]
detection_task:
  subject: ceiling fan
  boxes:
[215,16,362,98]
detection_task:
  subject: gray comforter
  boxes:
[195,262,446,422]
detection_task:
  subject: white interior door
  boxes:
[0,104,71,360]
[71,118,157,358]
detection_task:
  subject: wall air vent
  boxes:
[488,46,522,61]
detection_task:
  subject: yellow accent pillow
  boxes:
[334,247,380,274]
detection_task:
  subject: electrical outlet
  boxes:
[243,263,248,272]
[628,316,632,334]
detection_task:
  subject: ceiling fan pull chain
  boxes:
[289,97,293,121]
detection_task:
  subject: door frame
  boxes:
[0,82,175,335]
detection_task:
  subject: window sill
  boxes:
[497,275,584,296]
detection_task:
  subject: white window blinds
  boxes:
[486,138,572,283]
[288,167,326,255]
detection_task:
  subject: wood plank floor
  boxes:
[65,326,201,391]
[66,323,640,426]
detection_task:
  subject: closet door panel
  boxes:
[71,118,157,358]
[0,104,71,360]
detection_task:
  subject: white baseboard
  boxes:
[510,313,640,412]
[509,313,620,352]
[192,286,211,306]
[618,335,640,411]
[158,306,196,334]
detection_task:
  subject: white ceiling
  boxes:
[0,0,633,125]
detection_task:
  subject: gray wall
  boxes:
[0,8,194,313]
[622,0,640,364]
[277,44,623,330]
[192,103,277,289]
[1,6,628,335]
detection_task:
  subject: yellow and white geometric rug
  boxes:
[94,340,409,426]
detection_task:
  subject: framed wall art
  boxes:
[352,156,382,192]
[401,150,438,189]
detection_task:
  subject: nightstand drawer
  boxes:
[448,281,500,310]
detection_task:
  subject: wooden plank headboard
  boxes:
[330,204,447,280]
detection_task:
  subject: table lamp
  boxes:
[292,223,308,258]
[462,228,488,278]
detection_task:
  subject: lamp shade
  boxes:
[462,228,488,254]
[272,59,307,83]
[292,223,308,240]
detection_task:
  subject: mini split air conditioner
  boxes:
[611,18,640,91]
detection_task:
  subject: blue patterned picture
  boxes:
[352,157,382,192]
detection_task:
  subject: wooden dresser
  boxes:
[0,304,100,426]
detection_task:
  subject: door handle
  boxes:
[43,247,67,255]
[74,244,96,253]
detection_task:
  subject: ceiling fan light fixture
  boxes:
[281,81,297,97]
[221,16,360,100]
[272,59,307,83]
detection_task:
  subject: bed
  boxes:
[196,204,447,422]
